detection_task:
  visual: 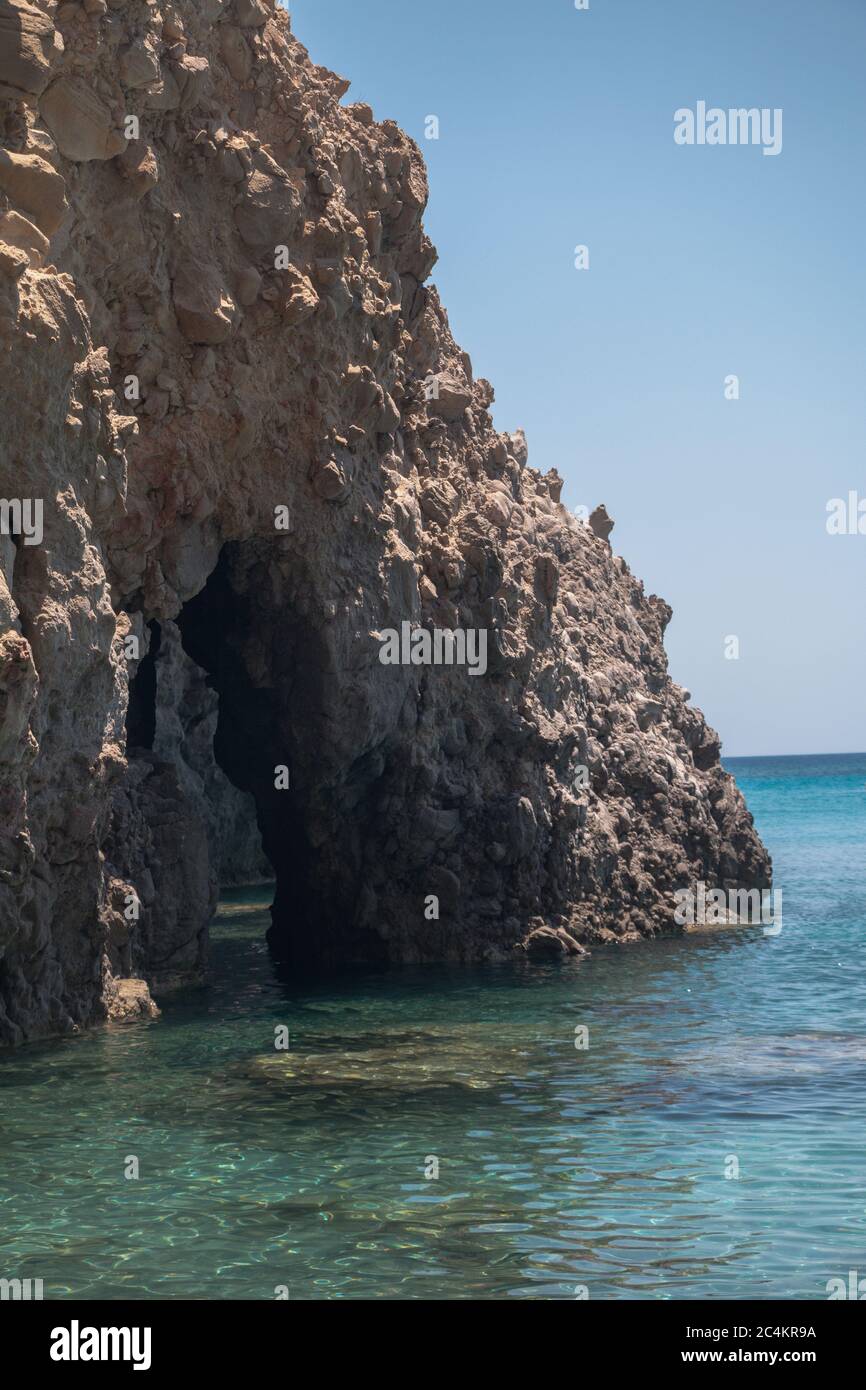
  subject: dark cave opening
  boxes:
[176,547,323,974]
[126,620,161,752]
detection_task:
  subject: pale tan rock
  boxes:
[0,236,28,278]
[39,76,125,161]
[428,374,472,422]
[0,0,61,102]
[282,268,318,323]
[0,208,48,265]
[0,149,67,235]
[104,977,160,1023]
[484,493,512,529]
[348,101,374,126]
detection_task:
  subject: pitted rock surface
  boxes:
[0,0,770,1042]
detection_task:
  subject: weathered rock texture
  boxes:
[0,0,770,1043]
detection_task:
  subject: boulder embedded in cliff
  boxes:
[420,479,458,528]
[39,76,126,162]
[234,163,302,249]
[220,25,252,82]
[172,261,239,344]
[115,141,160,200]
[0,149,67,235]
[118,38,162,91]
[170,54,211,111]
[484,492,513,529]
[312,457,350,501]
[281,267,318,324]
[636,697,665,731]
[0,236,28,278]
[0,0,60,102]
[0,207,48,265]
[427,374,472,422]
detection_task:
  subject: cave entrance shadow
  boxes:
[126,619,161,751]
[176,545,311,976]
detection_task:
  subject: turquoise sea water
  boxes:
[1,753,865,1300]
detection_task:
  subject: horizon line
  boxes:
[723,750,866,761]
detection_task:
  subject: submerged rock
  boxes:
[246,1026,538,1095]
[0,1,770,1043]
[678,1033,866,1078]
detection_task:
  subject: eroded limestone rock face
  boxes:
[0,0,770,1042]
[0,0,62,104]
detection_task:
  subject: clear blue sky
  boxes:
[287,0,865,757]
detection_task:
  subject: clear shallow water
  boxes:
[1,753,865,1300]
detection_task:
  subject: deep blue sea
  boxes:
[1,753,864,1299]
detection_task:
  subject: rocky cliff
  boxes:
[0,0,770,1044]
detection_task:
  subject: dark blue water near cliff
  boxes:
[1,753,864,1299]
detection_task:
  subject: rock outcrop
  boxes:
[0,0,770,1043]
